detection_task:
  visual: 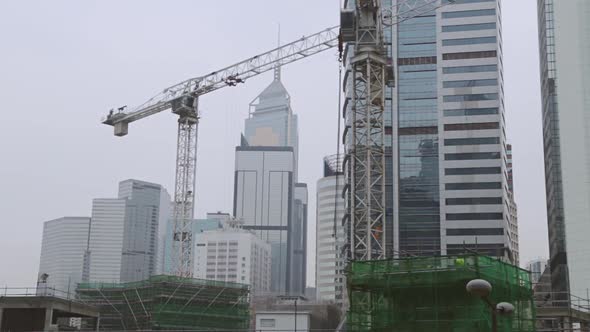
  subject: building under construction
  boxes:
[76,275,250,330]
[348,254,536,331]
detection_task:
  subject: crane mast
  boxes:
[342,0,388,261]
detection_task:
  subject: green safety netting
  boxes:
[348,254,536,332]
[77,275,250,330]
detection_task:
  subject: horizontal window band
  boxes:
[445,167,502,175]
[446,228,504,236]
[446,197,503,205]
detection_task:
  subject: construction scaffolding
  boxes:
[347,254,536,332]
[76,275,250,331]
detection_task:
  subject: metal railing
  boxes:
[535,291,590,313]
[1,285,78,301]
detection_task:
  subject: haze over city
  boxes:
[3,0,580,330]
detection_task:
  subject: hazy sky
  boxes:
[0,0,546,288]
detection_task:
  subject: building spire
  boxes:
[274,24,281,81]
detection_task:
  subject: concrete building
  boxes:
[538,0,590,299]
[342,0,518,262]
[315,156,346,305]
[251,296,341,332]
[193,226,271,294]
[37,217,91,296]
[255,311,311,332]
[234,66,307,295]
[87,179,169,283]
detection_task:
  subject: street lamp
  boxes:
[466,279,514,332]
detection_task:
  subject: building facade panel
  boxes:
[538,0,590,298]
[38,217,90,296]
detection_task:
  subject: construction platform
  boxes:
[347,254,536,332]
[0,294,99,331]
[76,275,250,331]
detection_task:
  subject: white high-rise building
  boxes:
[538,0,590,300]
[315,156,346,305]
[193,227,271,294]
[87,179,169,283]
[38,217,91,296]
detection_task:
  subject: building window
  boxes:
[444,137,500,146]
[445,167,501,176]
[443,65,497,74]
[446,197,503,205]
[442,9,496,19]
[444,108,499,117]
[445,152,501,161]
[260,319,276,328]
[442,22,496,33]
[444,122,499,131]
[443,36,497,47]
[446,228,504,236]
[446,182,502,190]
[446,213,503,220]
[443,51,497,60]
[443,79,498,88]
[444,94,499,103]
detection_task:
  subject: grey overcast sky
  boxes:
[0,0,546,288]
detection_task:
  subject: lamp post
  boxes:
[466,279,514,332]
[278,295,302,332]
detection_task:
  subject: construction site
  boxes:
[348,254,536,331]
[76,275,250,330]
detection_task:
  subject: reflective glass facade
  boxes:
[538,0,590,299]
[397,9,441,255]
[341,0,516,264]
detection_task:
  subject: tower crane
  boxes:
[103,27,339,277]
[102,0,451,278]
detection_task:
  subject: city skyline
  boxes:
[0,0,546,289]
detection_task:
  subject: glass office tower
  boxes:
[343,0,518,262]
[538,0,590,299]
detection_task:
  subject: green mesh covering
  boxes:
[77,275,250,330]
[348,255,536,332]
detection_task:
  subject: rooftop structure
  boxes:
[0,292,99,331]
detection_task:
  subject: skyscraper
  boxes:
[87,179,170,283]
[233,67,307,295]
[315,156,346,305]
[38,217,91,296]
[538,0,590,299]
[342,0,518,262]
